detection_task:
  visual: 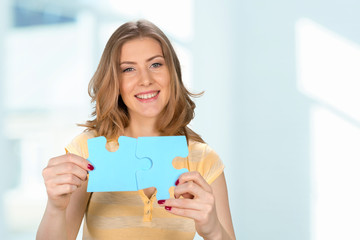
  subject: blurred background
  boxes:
[0,0,360,239]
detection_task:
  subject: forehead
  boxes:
[120,37,163,61]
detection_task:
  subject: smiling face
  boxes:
[119,37,171,122]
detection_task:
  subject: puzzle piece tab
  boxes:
[87,136,150,192]
[87,135,189,200]
[136,136,189,200]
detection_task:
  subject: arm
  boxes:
[66,179,91,239]
[36,154,92,240]
[158,171,236,240]
[210,172,236,239]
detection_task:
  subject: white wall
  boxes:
[191,0,360,239]
[0,0,12,238]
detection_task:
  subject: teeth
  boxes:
[136,91,158,99]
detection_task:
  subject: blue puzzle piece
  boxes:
[87,136,150,192]
[87,135,189,200]
[136,136,189,200]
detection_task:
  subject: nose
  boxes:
[139,68,153,86]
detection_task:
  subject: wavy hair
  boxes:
[81,20,204,143]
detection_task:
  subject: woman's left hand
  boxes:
[157,171,222,239]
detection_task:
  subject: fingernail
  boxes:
[175,179,179,186]
[88,164,94,171]
[157,200,165,204]
[165,206,172,211]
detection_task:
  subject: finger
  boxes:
[177,171,212,193]
[158,198,201,211]
[50,173,83,187]
[44,162,88,181]
[55,162,88,181]
[48,153,93,172]
[174,180,205,199]
[164,207,203,222]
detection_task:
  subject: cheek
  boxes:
[120,81,133,98]
[161,72,171,91]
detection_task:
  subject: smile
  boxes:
[135,91,160,100]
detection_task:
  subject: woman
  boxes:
[37,20,236,240]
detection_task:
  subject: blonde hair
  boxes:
[82,20,204,143]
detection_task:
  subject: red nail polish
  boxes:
[165,206,172,211]
[88,164,94,171]
[158,200,165,204]
[175,179,179,186]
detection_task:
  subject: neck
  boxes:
[124,116,160,138]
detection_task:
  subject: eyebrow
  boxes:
[120,55,164,66]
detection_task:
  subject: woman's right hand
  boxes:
[42,153,93,211]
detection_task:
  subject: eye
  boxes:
[151,63,162,68]
[122,67,134,73]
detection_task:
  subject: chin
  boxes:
[134,109,162,119]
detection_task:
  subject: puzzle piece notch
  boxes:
[87,136,151,192]
[136,136,189,200]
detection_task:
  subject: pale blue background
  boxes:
[1,0,360,239]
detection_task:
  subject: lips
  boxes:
[135,91,159,99]
[135,91,160,102]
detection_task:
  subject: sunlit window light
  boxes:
[296,18,360,240]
